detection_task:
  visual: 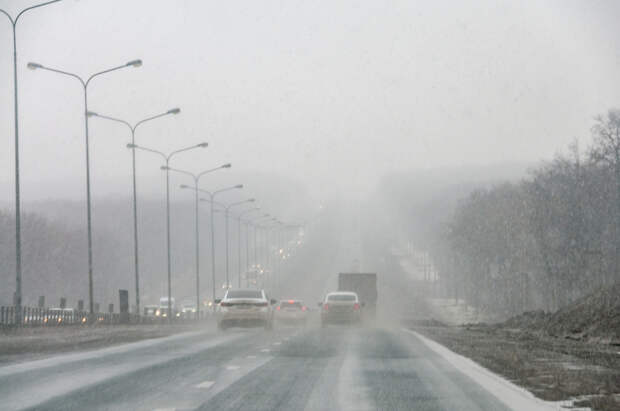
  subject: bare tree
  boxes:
[590,109,620,277]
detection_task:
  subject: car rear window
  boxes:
[226,290,263,299]
[327,294,356,301]
[280,302,302,308]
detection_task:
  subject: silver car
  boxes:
[216,289,276,330]
[319,291,362,327]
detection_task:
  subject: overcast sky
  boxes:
[1,0,619,204]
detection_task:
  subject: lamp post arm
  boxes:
[134,111,173,132]
[0,9,14,25]
[85,63,131,87]
[167,166,197,181]
[226,200,253,212]
[197,166,225,180]
[168,144,206,161]
[213,186,239,196]
[35,65,85,86]
[132,145,167,162]
[90,113,132,131]
[14,0,61,23]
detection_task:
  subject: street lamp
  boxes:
[87,108,181,316]
[189,185,243,304]
[128,142,208,322]
[245,213,270,287]
[252,214,273,276]
[165,164,230,318]
[29,59,142,317]
[223,199,255,288]
[1,0,62,325]
[262,218,280,289]
[236,207,260,287]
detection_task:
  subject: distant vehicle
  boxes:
[143,305,159,318]
[319,291,362,327]
[338,273,377,314]
[45,308,66,325]
[274,299,308,325]
[158,297,178,318]
[215,289,277,330]
[180,304,197,319]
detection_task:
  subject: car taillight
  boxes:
[323,303,328,311]
[302,306,307,311]
[276,306,281,310]
[353,303,360,310]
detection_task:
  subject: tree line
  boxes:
[430,109,620,317]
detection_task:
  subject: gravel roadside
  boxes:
[408,322,620,411]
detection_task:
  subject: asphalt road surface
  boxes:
[0,322,514,411]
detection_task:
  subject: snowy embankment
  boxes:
[404,328,591,411]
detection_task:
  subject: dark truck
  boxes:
[337,273,378,314]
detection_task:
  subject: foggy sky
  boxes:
[1,0,619,204]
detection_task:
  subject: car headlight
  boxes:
[155,310,160,316]
[176,312,181,317]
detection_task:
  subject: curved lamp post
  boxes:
[164,164,231,318]
[236,207,260,287]
[29,58,142,317]
[223,199,255,289]
[128,142,208,322]
[244,213,269,287]
[87,108,180,316]
[190,185,243,303]
[1,0,62,326]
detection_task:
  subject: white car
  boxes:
[216,289,276,330]
[319,291,363,327]
[274,299,308,325]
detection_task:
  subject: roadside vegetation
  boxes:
[419,109,620,317]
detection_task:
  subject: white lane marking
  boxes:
[402,328,567,411]
[273,342,281,345]
[260,348,270,353]
[195,380,215,389]
[226,365,240,370]
[153,408,176,411]
[247,355,257,359]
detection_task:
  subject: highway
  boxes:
[0,210,549,411]
[0,323,513,411]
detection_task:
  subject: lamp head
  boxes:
[197,142,208,148]
[27,62,43,70]
[222,163,232,168]
[180,184,189,189]
[126,59,142,67]
[167,108,181,115]
[126,143,137,149]
[235,184,244,189]
[86,111,98,117]
[160,165,169,171]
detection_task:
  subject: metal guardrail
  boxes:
[0,306,207,327]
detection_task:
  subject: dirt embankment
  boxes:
[502,283,620,345]
[408,283,620,411]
